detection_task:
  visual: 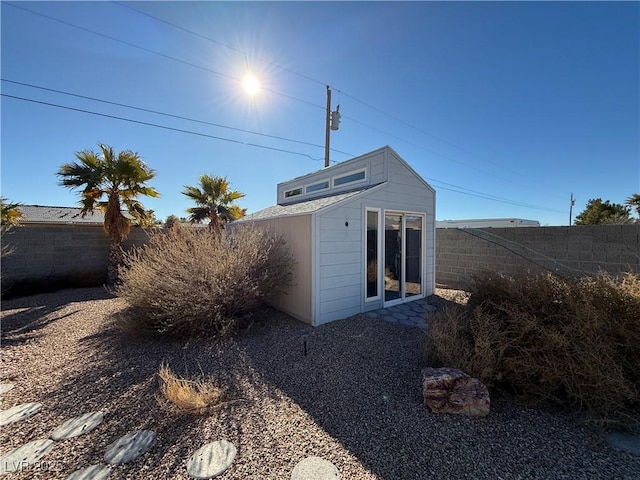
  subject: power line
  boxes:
[3,92,563,214]
[4,2,326,113]
[8,0,565,202]
[114,1,327,89]
[425,179,566,214]
[5,3,567,213]
[112,0,566,199]
[1,78,354,157]
[1,93,329,162]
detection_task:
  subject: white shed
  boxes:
[239,146,436,326]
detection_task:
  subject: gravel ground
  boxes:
[1,287,638,479]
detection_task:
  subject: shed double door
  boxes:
[384,213,422,305]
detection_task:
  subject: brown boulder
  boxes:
[421,367,490,417]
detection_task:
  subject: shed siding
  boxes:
[315,202,364,324]
[249,215,313,324]
[314,152,435,324]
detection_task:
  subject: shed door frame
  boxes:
[364,207,382,303]
[382,210,426,308]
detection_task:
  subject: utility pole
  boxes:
[324,86,341,168]
[569,193,575,225]
[324,86,331,168]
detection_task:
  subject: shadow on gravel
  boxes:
[10,290,635,480]
[0,287,113,347]
[235,313,436,479]
[35,315,231,478]
[232,309,636,480]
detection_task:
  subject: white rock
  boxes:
[186,440,237,479]
[291,456,340,480]
[0,384,15,395]
[51,411,104,441]
[0,402,42,426]
[0,439,54,474]
[103,430,156,465]
[65,464,111,480]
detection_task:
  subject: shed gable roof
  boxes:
[240,186,378,221]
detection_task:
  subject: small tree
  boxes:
[134,209,161,227]
[57,144,159,284]
[574,198,631,225]
[1,197,22,267]
[0,197,23,226]
[182,175,246,231]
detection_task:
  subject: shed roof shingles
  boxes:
[239,187,375,222]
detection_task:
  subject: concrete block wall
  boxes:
[436,224,640,289]
[1,225,153,291]
[3,223,639,295]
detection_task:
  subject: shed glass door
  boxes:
[405,215,422,298]
[384,212,423,305]
[384,214,402,302]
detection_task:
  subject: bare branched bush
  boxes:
[426,271,640,421]
[116,224,295,336]
[156,362,225,415]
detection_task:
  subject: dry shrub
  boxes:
[156,363,224,415]
[426,271,640,420]
[116,224,294,337]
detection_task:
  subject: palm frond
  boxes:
[182,185,206,204]
[58,143,157,242]
[186,206,211,223]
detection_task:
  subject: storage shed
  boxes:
[240,146,436,326]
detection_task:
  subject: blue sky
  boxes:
[2,1,638,226]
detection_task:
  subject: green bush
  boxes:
[426,271,640,420]
[116,225,294,337]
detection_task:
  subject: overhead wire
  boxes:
[1,79,354,157]
[112,0,567,199]
[5,1,567,213]
[4,2,326,113]
[1,93,329,162]
[4,93,562,212]
[114,1,327,88]
[424,179,566,213]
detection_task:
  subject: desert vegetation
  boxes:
[156,362,226,415]
[116,224,294,337]
[426,270,640,422]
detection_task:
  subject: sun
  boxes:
[242,74,261,96]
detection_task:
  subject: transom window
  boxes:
[334,170,365,187]
[306,181,329,194]
[284,187,302,198]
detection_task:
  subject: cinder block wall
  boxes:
[436,224,640,289]
[3,224,639,294]
[1,225,153,290]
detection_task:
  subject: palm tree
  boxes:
[0,197,23,226]
[626,193,640,217]
[57,144,159,284]
[182,175,246,231]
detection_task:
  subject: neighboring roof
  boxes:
[18,205,105,224]
[239,186,378,221]
[437,218,540,228]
